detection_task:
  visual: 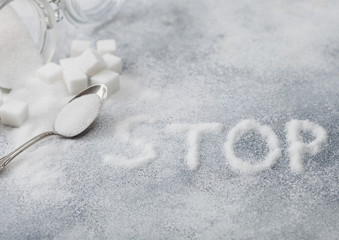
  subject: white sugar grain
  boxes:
[54,94,101,137]
[166,123,222,170]
[0,5,42,89]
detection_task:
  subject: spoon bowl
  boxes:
[54,84,107,138]
[69,84,107,107]
[0,84,107,171]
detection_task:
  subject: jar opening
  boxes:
[60,0,125,27]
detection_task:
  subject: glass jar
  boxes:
[0,0,125,62]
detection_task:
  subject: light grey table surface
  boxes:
[1,0,339,239]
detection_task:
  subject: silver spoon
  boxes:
[0,84,107,172]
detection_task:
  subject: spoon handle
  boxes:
[0,131,56,172]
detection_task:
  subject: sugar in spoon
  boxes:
[0,84,107,172]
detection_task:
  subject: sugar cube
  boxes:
[77,49,107,76]
[63,68,88,95]
[90,70,120,96]
[97,39,116,55]
[59,57,79,70]
[0,99,29,127]
[71,40,91,57]
[36,63,63,83]
[103,54,122,74]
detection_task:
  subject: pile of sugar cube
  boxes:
[0,39,122,128]
[40,39,122,95]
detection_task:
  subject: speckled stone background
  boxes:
[0,0,339,239]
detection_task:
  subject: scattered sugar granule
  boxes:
[0,5,42,89]
[0,98,29,127]
[286,119,328,173]
[166,123,222,170]
[224,119,282,173]
[54,94,101,137]
[103,115,157,169]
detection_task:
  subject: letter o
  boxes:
[224,120,282,173]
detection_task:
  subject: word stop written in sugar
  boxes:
[104,117,328,173]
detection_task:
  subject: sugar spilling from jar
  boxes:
[0,5,42,89]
